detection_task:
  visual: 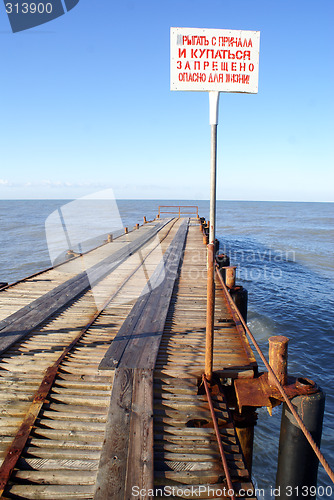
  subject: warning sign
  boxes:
[170,27,260,93]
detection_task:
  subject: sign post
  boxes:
[170,27,260,380]
[209,91,220,246]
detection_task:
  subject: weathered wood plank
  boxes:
[4,484,95,499]
[118,220,188,371]
[99,219,188,370]
[124,369,153,499]
[94,368,134,500]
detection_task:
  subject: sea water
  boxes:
[0,199,333,498]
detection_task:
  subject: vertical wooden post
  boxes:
[124,227,128,234]
[135,223,139,230]
[143,216,147,224]
[268,336,289,387]
[205,243,215,381]
[179,206,181,218]
[107,234,113,243]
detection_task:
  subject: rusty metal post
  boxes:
[107,234,113,243]
[143,216,147,223]
[222,266,237,289]
[135,223,139,230]
[268,336,289,387]
[124,227,128,234]
[65,250,74,260]
[205,243,215,381]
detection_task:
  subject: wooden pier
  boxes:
[0,214,258,499]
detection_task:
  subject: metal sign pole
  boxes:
[170,27,260,381]
[205,91,220,381]
[209,91,219,244]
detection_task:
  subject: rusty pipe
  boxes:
[205,243,215,381]
[202,375,236,500]
[268,336,289,387]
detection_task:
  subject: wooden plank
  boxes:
[124,369,153,499]
[4,484,95,499]
[11,470,97,485]
[121,219,188,369]
[98,293,151,369]
[94,368,134,500]
[99,219,188,370]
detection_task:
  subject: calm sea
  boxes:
[0,199,333,498]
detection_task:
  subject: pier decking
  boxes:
[0,215,258,499]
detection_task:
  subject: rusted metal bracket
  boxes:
[234,373,319,413]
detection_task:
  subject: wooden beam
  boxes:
[94,368,134,500]
[99,219,188,371]
[94,368,154,500]
[124,369,153,499]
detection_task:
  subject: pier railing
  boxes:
[200,218,334,486]
[158,205,199,218]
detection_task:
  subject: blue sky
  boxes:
[0,0,333,201]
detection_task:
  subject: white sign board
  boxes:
[170,27,260,93]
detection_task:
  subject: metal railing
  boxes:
[158,205,199,218]
[199,217,334,485]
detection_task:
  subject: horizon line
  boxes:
[0,198,332,203]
